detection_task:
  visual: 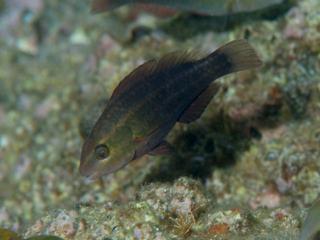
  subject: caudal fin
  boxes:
[206,39,262,77]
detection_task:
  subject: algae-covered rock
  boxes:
[23,177,303,239]
[24,178,208,239]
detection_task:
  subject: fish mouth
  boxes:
[79,150,136,179]
[79,161,107,179]
[79,138,96,177]
[79,160,97,178]
[79,160,127,179]
[79,153,98,179]
[83,172,101,182]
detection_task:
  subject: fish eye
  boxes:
[94,144,109,160]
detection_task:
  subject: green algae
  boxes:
[0,228,22,240]
[0,228,63,240]
[26,236,64,240]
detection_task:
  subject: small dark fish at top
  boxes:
[80,40,262,179]
[91,0,283,16]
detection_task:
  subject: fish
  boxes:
[79,39,262,178]
[300,199,320,240]
[91,0,284,16]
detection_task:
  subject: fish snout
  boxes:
[79,152,97,177]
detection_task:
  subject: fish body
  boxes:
[80,40,262,178]
[92,0,283,16]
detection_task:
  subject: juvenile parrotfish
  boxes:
[80,40,262,178]
[300,199,320,240]
[91,0,283,16]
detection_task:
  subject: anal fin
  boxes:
[178,83,221,123]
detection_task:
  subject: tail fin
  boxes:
[206,39,262,77]
[91,0,131,13]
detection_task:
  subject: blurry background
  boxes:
[0,0,319,239]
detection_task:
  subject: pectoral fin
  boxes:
[91,0,131,13]
[178,83,221,123]
[134,121,174,159]
[148,141,172,156]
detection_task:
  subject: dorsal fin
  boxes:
[110,51,201,101]
[110,59,156,101]
[156,50,200,70]
[178,83,221,123]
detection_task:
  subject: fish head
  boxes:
[79,127,136,179]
